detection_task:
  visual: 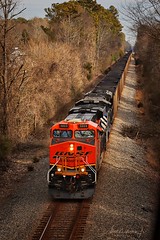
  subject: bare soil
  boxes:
[0,139,49,205]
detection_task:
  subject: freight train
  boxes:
[47,52,131,199]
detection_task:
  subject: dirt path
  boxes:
[82,58,160,240]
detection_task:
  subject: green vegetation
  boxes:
[21,29,30,44]
[15,17,28,23]
[83,62,92,80]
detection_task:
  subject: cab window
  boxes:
[75,130,94,138]
[53,130,72,138]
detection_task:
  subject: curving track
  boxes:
[31,199,91,240]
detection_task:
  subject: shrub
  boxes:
[121,125,139,139]
[15,17,28,24]
[0,136,12,171]
[83,62,92,80]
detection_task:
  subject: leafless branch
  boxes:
[121,0,160,41]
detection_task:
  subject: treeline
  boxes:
[0,0,126,161]
[125,0,160,166]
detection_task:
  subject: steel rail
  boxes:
[31,199,91,240]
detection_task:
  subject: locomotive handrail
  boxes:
[82,156,97,183]
[47,157,60,183]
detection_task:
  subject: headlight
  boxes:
[57,167,62,172]
[69,143,74,151]
[81,167,85,172]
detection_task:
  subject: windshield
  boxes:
[75,130,95,138]
[53,130,72,138]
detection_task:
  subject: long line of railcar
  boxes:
[47,52,132,199]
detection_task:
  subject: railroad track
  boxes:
[31,199,91,240]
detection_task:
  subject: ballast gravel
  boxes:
[82,59,160,240]
[0,158,50,240]
[0,58,159,240]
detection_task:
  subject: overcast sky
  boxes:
[18,0,135,44]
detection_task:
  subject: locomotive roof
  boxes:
[89,89,113,95]
[65,112,96,122]
[75,97,111,106]
[66,98,112,123]
[52,119,99,130]
[69,105,105,114]
[93,85,116,94]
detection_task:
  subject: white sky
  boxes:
[18,0,136,44]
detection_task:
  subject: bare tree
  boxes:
[122,0,160,41]
[0,0,26,135]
